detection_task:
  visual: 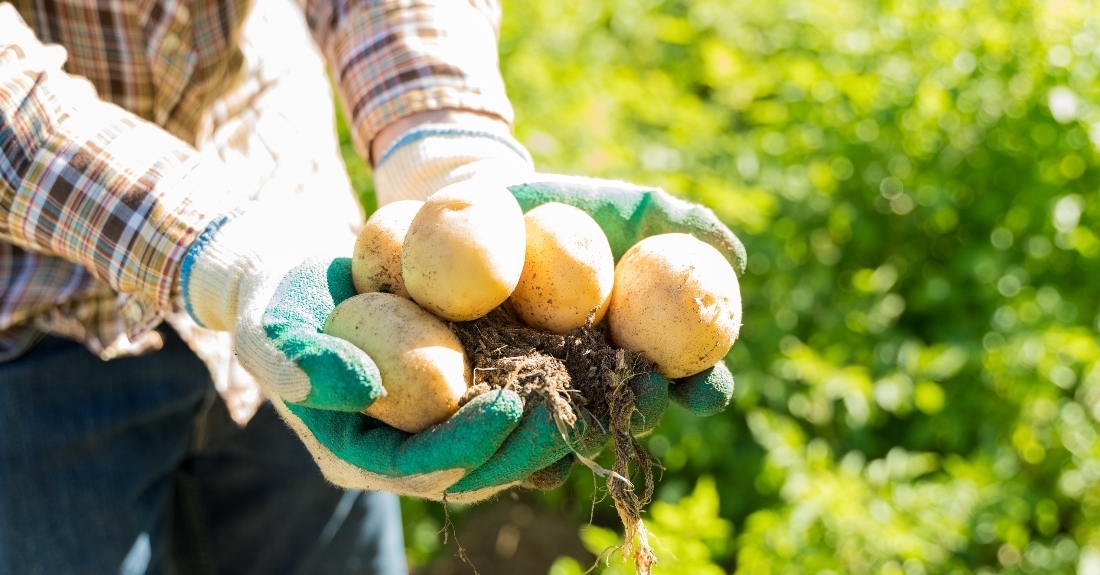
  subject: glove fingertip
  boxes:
[448,402,568,493]
[291,334,384,411]
[630,372,670,435]
[726,232,749,276]
[572,409,610,457]
[522,455,574,491]
[454,388,525,426]
[324,257,357,298]
[671,362,735,417]
[397,389,524,475]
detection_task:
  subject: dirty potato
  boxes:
[351,200,423,297]
[402,181,526,321]
[323,292,471,432]
[608,233,741,379]
[510,202,614,334]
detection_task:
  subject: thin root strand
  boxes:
[451,305,660,575]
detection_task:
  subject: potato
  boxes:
[402,180,526,321]
[608,233,742,379]
[510,203,615,334]
[351,200,423,297]
[323,292,471,433]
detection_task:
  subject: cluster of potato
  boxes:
[324,181,742,433]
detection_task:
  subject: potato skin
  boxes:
[510,203,615,334]
[608,233,742,379]
[351,200,423,297]
[323,292,471,433]
[402,181,527,321]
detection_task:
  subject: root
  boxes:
[439,494,479,575]
[607,365,657,574]
[451,305,660,574]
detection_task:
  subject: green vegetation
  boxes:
[341,0,1100,571]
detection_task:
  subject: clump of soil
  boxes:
[452,305,660,575]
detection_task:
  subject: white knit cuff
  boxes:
[372,125,535,206]
[180,209,248,332]
[180,199,354,331]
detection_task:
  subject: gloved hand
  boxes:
[179,200,529,501]
[373,123,745,495]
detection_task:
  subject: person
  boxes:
[0,0,744,573]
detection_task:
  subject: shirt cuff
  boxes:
[0,4,240,343]
[5,101,241,332]
[318,0,515,157]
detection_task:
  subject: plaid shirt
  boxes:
[0,0,514,366]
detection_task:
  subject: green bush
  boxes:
[343,0,1100,572]
[550,476,732,574]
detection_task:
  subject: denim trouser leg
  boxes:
[0,328,406,575]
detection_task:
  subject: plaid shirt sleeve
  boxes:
[0,5,237,334]
[301,0,515,160]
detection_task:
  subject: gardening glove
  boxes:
[179,199,527,501]
[374,124,744,496]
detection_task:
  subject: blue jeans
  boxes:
[0,327,407,575]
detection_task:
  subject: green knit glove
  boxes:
[509,175,743,417]
[181,208,531,502]
[446,177,745,495]
[262,257,536,502]
[450,369,672,495]
[373,126,745,495]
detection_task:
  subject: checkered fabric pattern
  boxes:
[0,0,514,370]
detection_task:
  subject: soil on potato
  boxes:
[451,304,660,574]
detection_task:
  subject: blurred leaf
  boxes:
[346,0,1100,571]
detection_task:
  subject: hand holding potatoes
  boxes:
[252,256,528,501]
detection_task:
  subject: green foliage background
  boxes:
[340,0,1100,572]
